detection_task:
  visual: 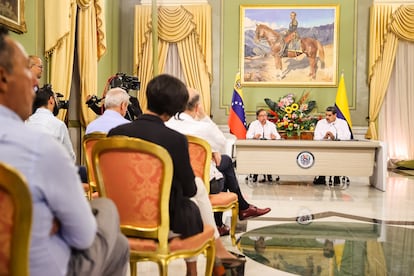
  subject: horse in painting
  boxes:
[254,23,325,80]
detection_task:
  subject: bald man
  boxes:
[29,55,43,80]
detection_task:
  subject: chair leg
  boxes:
[158,260,168,276]
[130,261,137,276]
[230,202,239,246]
[205,238,216,276]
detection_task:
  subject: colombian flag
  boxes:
[335,73,353,139]
[228,72,247,139]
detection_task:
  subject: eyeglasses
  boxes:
[32,64,43,69]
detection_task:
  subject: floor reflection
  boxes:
[238,221,414,275]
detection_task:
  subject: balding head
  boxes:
[186,88,200,111]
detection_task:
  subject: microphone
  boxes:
[260,127,267,140]
[332,123,338,141]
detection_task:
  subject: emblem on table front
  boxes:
[296,151,314,169]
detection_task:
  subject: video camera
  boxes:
[110,73,140,91]
[55,92,70,110]
[85,73,142,120]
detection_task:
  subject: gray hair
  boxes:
[104,87,130,108]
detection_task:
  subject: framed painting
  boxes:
[0,0,26,34]
[241,5,339,86]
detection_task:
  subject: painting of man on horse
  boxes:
[242,7,338,85]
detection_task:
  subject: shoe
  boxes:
[334,176,340,185]
[217,224,230,236]
[239,204,271,220]
[251,174,258,182]
[313,176,326,185]
[267,175,273,182]
[213,258,226,276]
[220,256,246,269]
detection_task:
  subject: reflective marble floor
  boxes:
[131,169,414,275]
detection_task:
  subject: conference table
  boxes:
[235,139,387,191]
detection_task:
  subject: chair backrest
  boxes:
[0,162,32,276]
[91,136,173,250]
[82,132,107,185]
[186,135,212,193]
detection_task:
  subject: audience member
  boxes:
[313,106,351,185]
[29,55,43,80]
[246,108,281,182]
[26,84,76,161]
[108,74,244,275]
[85,87,130,134]
[166,88,271,234]
[0,25,128,276]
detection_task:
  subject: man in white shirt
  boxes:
[166,88,271,235]
[26,84,76,161]
[313,106,352,184]
[313,106,351,141]
[85,87,130,134]
[246,108,281,182]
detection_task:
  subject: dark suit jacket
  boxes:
[108,114,203,237]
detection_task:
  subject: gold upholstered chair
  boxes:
[186,135,239,246]
[0,162,32,276]
[90,136,216,276]
[82,132,107,199]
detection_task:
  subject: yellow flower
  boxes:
[291,103,299,111]
[285,106,292,114]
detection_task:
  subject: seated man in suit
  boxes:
[246,108,281,183]
[166,88,271,236]
[313,106,351,185]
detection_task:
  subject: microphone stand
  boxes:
[260,126,267,140]
[332,123,338,141]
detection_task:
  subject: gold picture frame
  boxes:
[0,0,26,34]
[241,5,339,87]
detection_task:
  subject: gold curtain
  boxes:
[44,0,76,121]
[77,0,107,127]
[367,5,414,139]
[45,0,106,125]
[134,5,212,114]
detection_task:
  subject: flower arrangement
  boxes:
[264,91,321,137]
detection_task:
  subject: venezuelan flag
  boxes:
[335,73,353,138]
[228,72,247,139]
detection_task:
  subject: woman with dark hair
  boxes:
[109,74,244,275]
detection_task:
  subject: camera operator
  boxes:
[86,73,142,121]
[26,84,75,161]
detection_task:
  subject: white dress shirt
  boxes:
[313,118,351,140]
[85,109,130,134]
[165,113,225,180]
[246,120,281,140]
[26,108,76,161]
